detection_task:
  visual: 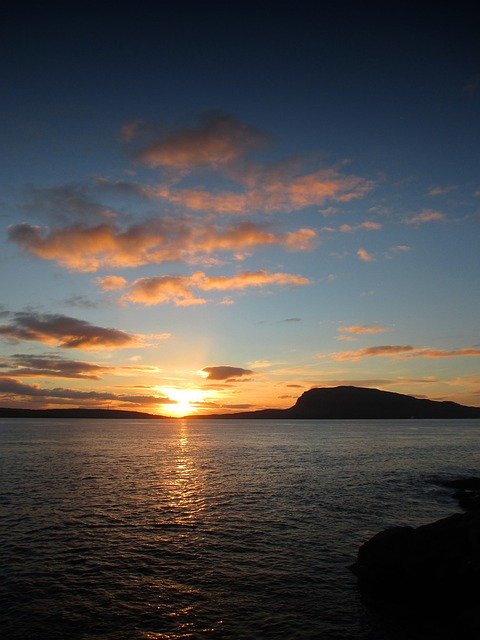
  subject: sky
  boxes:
[1,1,479,416]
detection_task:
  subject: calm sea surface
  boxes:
[2,418,480,640]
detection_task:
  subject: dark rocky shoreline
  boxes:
[351,477,480,638]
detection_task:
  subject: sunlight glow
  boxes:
[159,387,212,417]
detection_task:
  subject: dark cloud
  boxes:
[222,404,254,410]
[202,365,253,381]
[280,317,302,323]
[0,377,173,407]
[0,354,111,379]
[62,296,98,309]
[23,184,120,224]
[0,311,137,349]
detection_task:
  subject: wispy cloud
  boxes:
[62,295,98,309]
[9,220,316,272]
[402,209,446,225]
[154,167,373,215]
[338,325,390,335]
[23,184,120,224]
[389,244,411,253]
[201,366,253,381]
[427,185,456,197]
[331,345,480,361]
[0,354,111,379]
[0,377,173,408]
[338,221,382,233]
[0,312,137,349]
[116,270,311,306]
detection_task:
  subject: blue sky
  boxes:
[1,1,479,414]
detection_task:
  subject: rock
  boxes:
[352,510,480,637]
[443,477,480,490]
[442,476,480,511]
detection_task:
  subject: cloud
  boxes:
[8,219,316,272]
[0,377,173,407]
[338,221,382,233]
[331,345,480,361]
[119,119,145,142]
[62,295,98,309]
[0,354,111,379]
[135,113,266,170]
[120,270,311,306]
[193,270,310,291]
[389,244,411,253]
[154,167,373,215]
[428,185,456,197]
[357,247,375,262]
[402,210,446,225]
[122,275,207,307]
[23,184,119,224]
[201,366,253,381]
[96,275,128,291]
[0,312,137,349]
[338,325,390,335]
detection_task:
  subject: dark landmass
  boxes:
[0,407,160,419]
[1,386,480,419]
[351,477,480,638]
[191,386,480,419]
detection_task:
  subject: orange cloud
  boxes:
[122,276,207,307]
[338,325,390,335]
[136,114,266,169]
[193,270,310,291]
[9,220,316,272]
[357,247,375,262]
[0,312,137,349]
[402,210,446,225]
[332,345,480,361]
[154,167,373,215]
[96,275,128,291]
[121,270,311,306]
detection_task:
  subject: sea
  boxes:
[2,418,480,640]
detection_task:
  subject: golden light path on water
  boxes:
[143,421,223,639]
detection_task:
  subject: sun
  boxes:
[160,387,210,417]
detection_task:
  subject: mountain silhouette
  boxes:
[195,386,480,419]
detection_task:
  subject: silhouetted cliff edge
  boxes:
[195,386,480,419]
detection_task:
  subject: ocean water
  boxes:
[2,418,480,640]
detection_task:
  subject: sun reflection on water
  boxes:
[162,420,206,526]
[144,422,225,638]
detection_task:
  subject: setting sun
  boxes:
[160,387,212,417]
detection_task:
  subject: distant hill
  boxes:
[192,386,480,419]
[1,386,479,419]
[0,407,160,419]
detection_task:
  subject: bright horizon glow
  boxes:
[159,388,214,417]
